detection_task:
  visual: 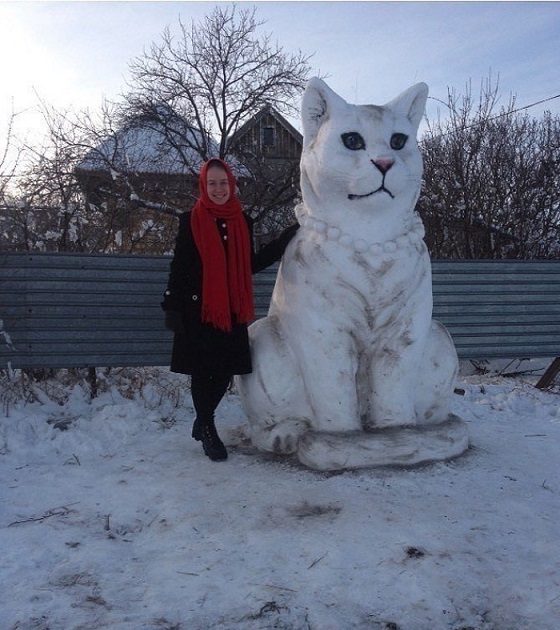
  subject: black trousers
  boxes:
[190,372,232,422]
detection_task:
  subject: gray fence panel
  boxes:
[431,260,560,359]
[1,253,560,369]
[0,252,172,369]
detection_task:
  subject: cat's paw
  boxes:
[250,420,310,454]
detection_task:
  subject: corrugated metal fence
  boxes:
[1,252,560,370]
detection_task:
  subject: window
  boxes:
[261,126,275,148]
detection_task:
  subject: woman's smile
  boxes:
[206,166,230,205]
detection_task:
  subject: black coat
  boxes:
[161,211,297,376]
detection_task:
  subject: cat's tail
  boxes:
[297,415,468,471]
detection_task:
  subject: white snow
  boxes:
[77,121,214,175]
[1,363,559,629]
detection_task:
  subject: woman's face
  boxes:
[206,165,230,205]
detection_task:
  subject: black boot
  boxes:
[191,416,203,441]
[201,422,228,461]
[193,417,227,461]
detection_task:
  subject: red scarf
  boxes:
[190,159,255,332]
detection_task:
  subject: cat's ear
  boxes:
[385,83,429,132]
[301,77,347,145]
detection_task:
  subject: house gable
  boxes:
[229,105,303,162]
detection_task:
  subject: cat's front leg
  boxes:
[291,324,363,433]
[238,315,305,450]
[366,340,426,428]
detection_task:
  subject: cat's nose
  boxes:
[371,158,394,174]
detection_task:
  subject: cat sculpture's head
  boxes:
[300,78,428,239]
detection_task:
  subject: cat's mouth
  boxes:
[348,185,395,201]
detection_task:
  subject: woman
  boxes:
[162,158,298,461]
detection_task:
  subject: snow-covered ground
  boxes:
[1,362,559,630]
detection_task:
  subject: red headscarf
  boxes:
[190,159,255,331]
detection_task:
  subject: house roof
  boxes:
[76,113,219,176]
[76,105,295,179]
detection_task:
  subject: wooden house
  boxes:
[228,105,303,243]
[74,109,214,253]
[229,104,302,163]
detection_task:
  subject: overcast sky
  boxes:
[1,0,559,140]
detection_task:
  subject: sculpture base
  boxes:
[297,414,469,471]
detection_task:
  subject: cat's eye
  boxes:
[341,132,366,151]
[390,133,408,150]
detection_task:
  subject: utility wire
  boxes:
[421,91,560,141]
[517,92,560,112]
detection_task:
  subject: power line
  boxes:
[477,92,560,122]
[520,92,560,111]
[422,91,560,141]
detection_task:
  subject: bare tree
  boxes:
[3,5,310,253]
[418,75,560,259]
[126,5,309,158]
[0,104,23,205]
[16,102,90,252]
[0,105,52,252]
[122,4,310,229]
[0,99,163,253]
[71,100,187,253]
